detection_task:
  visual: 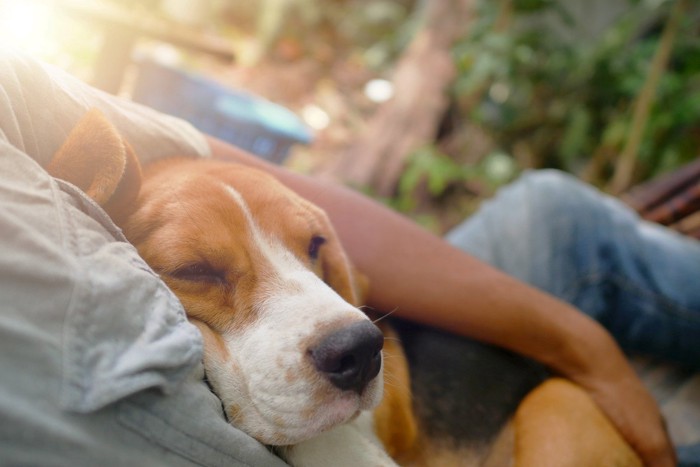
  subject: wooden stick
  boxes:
[609,0,686,194]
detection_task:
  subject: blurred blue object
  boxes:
[132,59,313,164]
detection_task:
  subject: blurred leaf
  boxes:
[449,0,700,185]
[561,105,592,169]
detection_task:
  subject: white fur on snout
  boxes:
[203,185,384,445]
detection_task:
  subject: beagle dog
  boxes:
[48,109,642,467]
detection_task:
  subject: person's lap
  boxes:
[446,169,700,464]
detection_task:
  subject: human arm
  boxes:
[208,136,675,467]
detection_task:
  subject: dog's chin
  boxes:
[237,378,384,446]
[291,373,384,443]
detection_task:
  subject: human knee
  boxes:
[447,169,608,255]
[506,169,603,221]
[516,170,586,206]
[451,170,589,243]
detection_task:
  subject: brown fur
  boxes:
[373,321,419,463]
[514,378,641,467]
[48,109,141,219]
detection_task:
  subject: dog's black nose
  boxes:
[309,320,383,394]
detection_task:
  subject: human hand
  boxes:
[570,357,676,467]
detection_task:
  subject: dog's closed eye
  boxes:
[308,235,326,261]
[171,262,226,284]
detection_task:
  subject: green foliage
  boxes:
[386,145,518,231]
[393,145,477,212]
[453,0,700,186]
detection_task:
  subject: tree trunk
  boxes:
[329,0,476,197]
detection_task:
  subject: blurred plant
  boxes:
[393,145,476,212]
[452,0,700,189]
[386,145,517,231]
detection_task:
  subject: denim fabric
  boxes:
[446,169,700,463]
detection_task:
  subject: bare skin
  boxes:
[208,136,676,467]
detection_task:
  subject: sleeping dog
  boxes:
[48,109,642,466]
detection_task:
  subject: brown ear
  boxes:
[47,108,142,219]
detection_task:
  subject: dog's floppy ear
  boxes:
[48,108,142,219]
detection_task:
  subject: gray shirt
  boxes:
[0,48,287,467]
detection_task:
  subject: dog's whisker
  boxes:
[381,376,408,391]
[383,336,402,342]
[371,307,399,324]
[380,353,399,360]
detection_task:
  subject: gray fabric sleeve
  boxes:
[0,47,211,167]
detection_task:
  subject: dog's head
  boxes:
[49,110,384,445]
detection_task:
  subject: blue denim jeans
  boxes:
[446,170,700,464]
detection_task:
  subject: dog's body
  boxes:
[48,110,642,466]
